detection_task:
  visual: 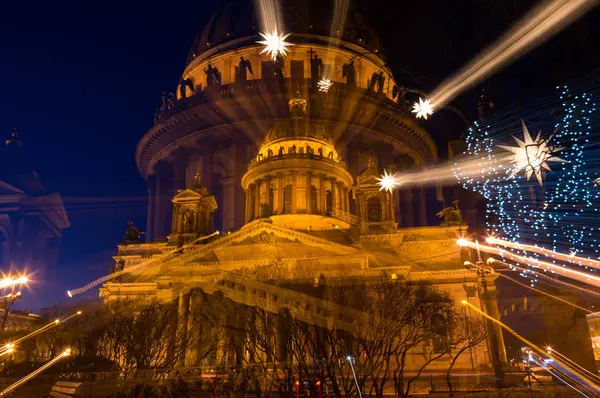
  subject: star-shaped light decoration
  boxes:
[257,29,292,60]
[412,97,434,120]
[595,177,600,186]
[499,120,567,186]
[376,170,399,192]
[317,78,333,93]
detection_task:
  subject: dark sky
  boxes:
[1,0,598,311]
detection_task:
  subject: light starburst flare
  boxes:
[412,97,434,119]
[317,78,333,93]
[499,119,567,186]
[257,29,292,60]
[376,170,399,192]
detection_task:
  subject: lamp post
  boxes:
[0,275,28,333]
[464,245,506,389]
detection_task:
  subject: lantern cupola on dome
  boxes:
[241,93,355,231]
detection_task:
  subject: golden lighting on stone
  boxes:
[376,169,398,192]
[412,97,434,120]
[317,78,333,93]
[499,120,566,186]
[257,29,292,60]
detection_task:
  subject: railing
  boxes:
[330,207,359,226]
[153,78,409,124]
[248,151,345,169]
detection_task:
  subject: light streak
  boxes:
[467,261,593,313]
[461,301,600,395]
[0,349,71,396]
[429,0,598,108]
[486,237,600,271]
[458,239,600,288]
[548,347,600,385]
[490,258,600,299]
[412,97,434,119]
[529,357,589,397]
[66,231,220,297]
[1,311,82,350]
[346,356,363,398]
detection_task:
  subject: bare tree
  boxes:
[444,314,487,396]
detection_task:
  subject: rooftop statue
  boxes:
[121,221,145,244]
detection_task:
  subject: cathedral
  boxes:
[100,0,506,377]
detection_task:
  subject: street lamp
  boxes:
[464,250,506,388]
[0,274,29,332]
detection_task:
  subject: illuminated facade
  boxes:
[102,0,504,376]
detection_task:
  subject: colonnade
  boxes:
[244,172,350,222]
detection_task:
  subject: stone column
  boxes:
[174,156,188,191]
[234,141,249,229]
[201,150,214,191]
[265,177,272,213]
[186,290,197,367]
[177,291,190,368]
[255,180,262,218]
[330,178,338,210]
[154,161,175,240]
[291,173,297,213]
[305,172,312,213]
[482,288,508,366]
[220,177,236,231]
[277,173,284,214]
[146,175,156,241]
[319,175,326,214]
[418,185,427,226]
[245,188,251,223]
[342,186,349,212]
[402,188,414,227]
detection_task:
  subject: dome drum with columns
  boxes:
[241,94,355,230]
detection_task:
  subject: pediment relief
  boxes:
[230,231,300,246]
[173,189,203,199]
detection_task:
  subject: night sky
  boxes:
[1,0,598,311]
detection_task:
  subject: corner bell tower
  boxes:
[170,173,218,245]
[353,156,397,234]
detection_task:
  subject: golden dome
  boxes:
[261,119,332,147]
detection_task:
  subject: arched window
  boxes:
[183,209,196,233]
[310,186,318,213]
[367,196,382,222]
[283,185,293,213]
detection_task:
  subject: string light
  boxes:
[454,81,600,285]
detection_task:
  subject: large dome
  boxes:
[187,0,384,64]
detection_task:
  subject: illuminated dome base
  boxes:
[244,214,350,231]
